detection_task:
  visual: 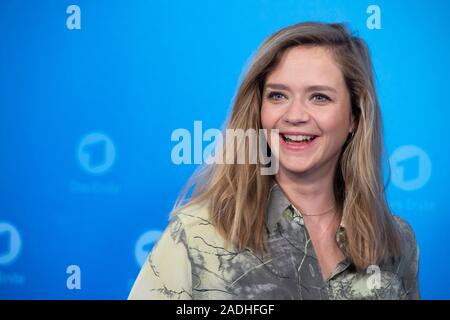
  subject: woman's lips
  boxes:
[279,133,318,151]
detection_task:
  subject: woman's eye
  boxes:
[312,94,331,103]
[267,92,286,101]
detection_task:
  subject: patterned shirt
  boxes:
[129,184,420,300]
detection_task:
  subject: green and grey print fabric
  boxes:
[129,184,420,300]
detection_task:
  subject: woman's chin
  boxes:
[278,163,314,175]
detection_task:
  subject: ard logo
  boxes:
[390,145,432,191]
[0,222,22,266]
[77,132,116,175]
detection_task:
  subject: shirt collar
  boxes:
[265,182,291,233]
[265,181,346,234]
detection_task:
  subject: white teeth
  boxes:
[283,134,315,142]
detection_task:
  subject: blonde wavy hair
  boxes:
[172,22,402,271]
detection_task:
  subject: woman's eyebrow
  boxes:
[265,83,290,91]
[305,85,337,94]
[265,83,337,94]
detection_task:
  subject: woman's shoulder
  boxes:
[392,214,418,247]
[169,201,225,247]
[390,214,421,299]
[172,201,212,227]
[391,214,420,266]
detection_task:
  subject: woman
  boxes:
[129,22,420,300]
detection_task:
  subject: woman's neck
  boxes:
[275,164,340,226]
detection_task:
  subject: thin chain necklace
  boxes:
[295,204,336,217]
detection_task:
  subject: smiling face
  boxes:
[261,45,354,177]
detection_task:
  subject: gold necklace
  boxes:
[295,204,336,217]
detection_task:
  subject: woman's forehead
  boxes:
[266,46,346,90]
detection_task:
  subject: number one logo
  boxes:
[390,145,431,191]
[78,132,116,175]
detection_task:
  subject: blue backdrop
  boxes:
[1,0,449,299]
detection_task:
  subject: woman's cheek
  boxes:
[260,105,272,129]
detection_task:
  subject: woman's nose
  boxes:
[282,98,310,125]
